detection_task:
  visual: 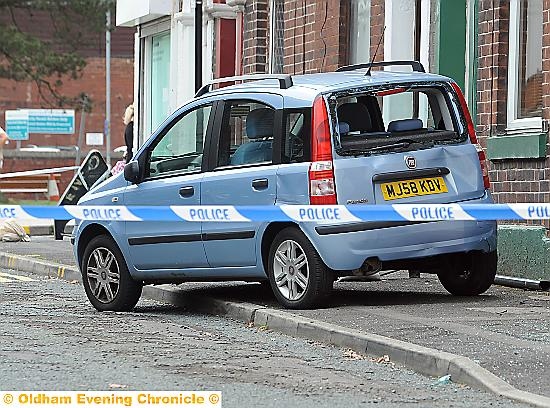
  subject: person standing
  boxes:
[123,104,134,163]
[0,126,9,171]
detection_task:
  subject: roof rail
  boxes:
[195,74,293,97]
[336,60,425,74]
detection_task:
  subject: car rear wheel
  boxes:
[268,227,333,309]
[437,251,497,296]
[81,235,142,311]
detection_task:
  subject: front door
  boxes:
[123,103,214,271]
[201,94,283,267]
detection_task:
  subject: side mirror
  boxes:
[124,160,141,183]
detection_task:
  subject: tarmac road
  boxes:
[2,236,549,400]
[0,267,526,408]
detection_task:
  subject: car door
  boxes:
[201,93,283,267]
[122,102,215,271]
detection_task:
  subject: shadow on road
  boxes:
[166,278,503,310]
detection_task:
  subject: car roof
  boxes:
[197,70,454,107]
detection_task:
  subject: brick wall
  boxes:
[243,0,269,74]
[543,0,550,122]
[282,0,317,74]
[251,0,350,75]
[310,0,348,72]
[0,57,134,158]
[370,0,385,63]
[1,151,80,198]
[476,0,509,142]
[478,1,550,229]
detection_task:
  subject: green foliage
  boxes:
[0,0,116,108]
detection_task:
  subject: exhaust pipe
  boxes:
[355,257,382,276]
[494,275,550,291]
[339,258,383,282]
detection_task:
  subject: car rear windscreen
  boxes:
[333,85,466,155]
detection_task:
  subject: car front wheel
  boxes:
[437,250,497,296]
[268,227,333,309]
[81,235,142,311]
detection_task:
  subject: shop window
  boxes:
[507,0,543,131]
[151,32,171,132]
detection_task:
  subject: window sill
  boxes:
[487,133,547,160]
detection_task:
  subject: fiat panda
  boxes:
[74,61,497,310]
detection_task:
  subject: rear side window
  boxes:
[282,108,311,163]
[217,101,275,168]
[333,85,464,155]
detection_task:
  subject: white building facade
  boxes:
[116,0,239,145]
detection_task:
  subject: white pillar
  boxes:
[171,1,196,109]
[383,0,415,122]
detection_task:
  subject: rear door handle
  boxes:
[179,186,195,198]
[252,178,268,190]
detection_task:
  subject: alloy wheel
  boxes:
[273,239,309,301]
[86,247,121,304]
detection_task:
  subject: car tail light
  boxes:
[451,82,491,190]
[309,95,337,205]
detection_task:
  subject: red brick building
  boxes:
[0,7,135,190]
[477,1,548,209]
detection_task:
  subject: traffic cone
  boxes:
[47,174,60,202]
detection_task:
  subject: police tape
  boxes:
[0,204,550,223]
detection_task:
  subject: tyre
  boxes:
[81,235,142,311]
[437,251,497,296]
[268,227,333,309]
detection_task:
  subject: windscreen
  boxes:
[332,85,465,155]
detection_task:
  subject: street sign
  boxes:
[28,109,75,134]
[4,109,75,138]
[86,132,104,146]
[54,150,109,239]
[5,110,29,140]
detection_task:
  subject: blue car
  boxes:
[73,61,497,311]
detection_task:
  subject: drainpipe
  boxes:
[494,275,550,291]
[105,8,112,169]
[195,0,203,92]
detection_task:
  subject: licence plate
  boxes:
[381,176,448,201]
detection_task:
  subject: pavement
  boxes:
[1,237,550,407]
[0,269,525,408]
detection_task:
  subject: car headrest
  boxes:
[387,118,423,132]
[338,122,350,135]
[246,108,275,139]
[337,103,372,132]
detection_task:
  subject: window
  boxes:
[282,109,310,163]
[334,86,460,154]
[151,32,171,132]
[349,0,371,64]
[148,105,211,177]
[507,0,543,131]
[217,101,275,167]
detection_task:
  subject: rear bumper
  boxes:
[301,195,497,270]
